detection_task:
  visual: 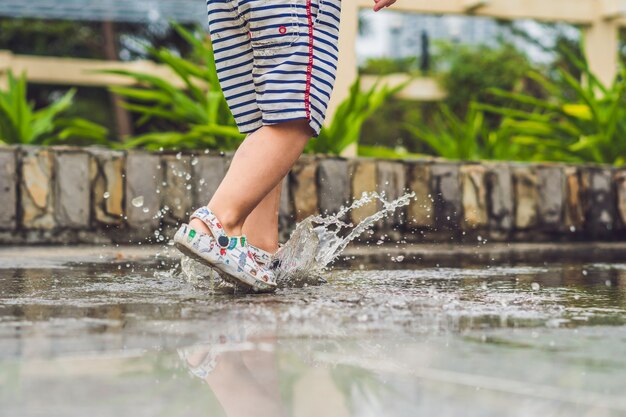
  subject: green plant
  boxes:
[404,103,524,161]
[478,48,626,165]
[97,21,243,151]
[359,56,418,76]
[0,70,109,146]
[436,42,533,117]
[306,76,406,155]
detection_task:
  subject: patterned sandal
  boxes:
[248,244,273,267]
[173,207,276,293]
[249,244,283,271]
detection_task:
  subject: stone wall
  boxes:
[1,145,625,244]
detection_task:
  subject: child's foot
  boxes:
[173,208,276,293]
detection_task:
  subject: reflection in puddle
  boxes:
[1,262,626,416]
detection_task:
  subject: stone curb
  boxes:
[0,145,625,244]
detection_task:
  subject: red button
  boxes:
[278,26,287,34]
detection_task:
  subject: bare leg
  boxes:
[190,119,310,245]
[182,332,285,417]
[241,181,283,253]
[204,350,286,417]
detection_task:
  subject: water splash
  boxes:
[179,191,415,290]
[274,191,415,283]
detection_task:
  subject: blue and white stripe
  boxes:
[206,0,342,137]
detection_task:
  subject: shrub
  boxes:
[479,49,626,165]
[306,77,406,155]
[0,70,109,146]
[98,22,243,151]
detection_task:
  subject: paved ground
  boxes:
[1,241,625,268]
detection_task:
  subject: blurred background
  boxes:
[1,0,626,164]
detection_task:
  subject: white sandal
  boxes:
[173,207,276,293]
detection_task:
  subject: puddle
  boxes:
[1,261,626,416]
[179,191,416,290]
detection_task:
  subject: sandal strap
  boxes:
[191,207,247,249]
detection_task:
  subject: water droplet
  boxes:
[477,235,482,242]
[186,184,192,190]
[191,158,198,166]
[570,226,576,232]
[176,152,182,160]
[605,280,612,287]
[582,270,588,276]
[531,282,540,291]
[142,207,149,213]
[131,196,144,208]
[103,192,110,199]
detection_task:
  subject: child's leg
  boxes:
[241,181,283,254]
[190,119,310,244]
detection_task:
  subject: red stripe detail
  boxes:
[304,0,314,120]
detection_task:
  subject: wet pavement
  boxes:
[1,249,626,416]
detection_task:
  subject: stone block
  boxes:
[0,148,17,230]
[513,165,539,230]
[20,147,55,229]
[537,165,565,229]
[377,161,407,230]
[290,156,318,223]
[616,169,626,229]
[350,160,378,224]
[90,149,125,225]
[460,164,488,230]
[406,162,433,228]
[563,166,585,232]
[582,167,614,237]
[125,152,161,230]
[192,154,227,207]
[317,158,350,215]
[162,154,194,225]
[54,150,90,228]
[430,163,461,230]
[486,164,514,232]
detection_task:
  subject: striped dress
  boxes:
[206,0,342,137]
